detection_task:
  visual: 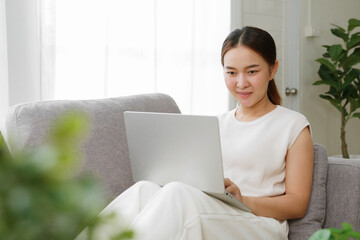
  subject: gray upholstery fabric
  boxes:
[288,144,328,240]
[324,157,360,231]
[5,93,181,204]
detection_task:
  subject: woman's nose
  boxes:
[236,74,249,89]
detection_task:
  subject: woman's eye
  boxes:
[248,70,257,74]
[227,71,236,75]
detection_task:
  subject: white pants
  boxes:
[98,181,288,240]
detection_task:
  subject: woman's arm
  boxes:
[227,127,314,220]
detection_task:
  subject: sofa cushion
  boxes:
[288,144,328,240]
[324,157,360,230]
[5,93,181,205]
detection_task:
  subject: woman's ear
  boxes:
[269,60,279,80]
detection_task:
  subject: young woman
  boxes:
[93,26,314,240]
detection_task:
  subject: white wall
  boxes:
[299,0,360,156]
[6,0,41,106]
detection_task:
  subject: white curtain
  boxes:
[0,0,9,133]
[41,0,231,115]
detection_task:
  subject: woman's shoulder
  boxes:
[273,106,311,136]
[274,106,308,121]
[217,106,309,127]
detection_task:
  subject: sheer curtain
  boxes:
[41,0,231,115]
[0,0,8,132]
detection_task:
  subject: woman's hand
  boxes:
[224,178,243,202]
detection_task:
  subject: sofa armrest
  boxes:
[323,157,360,231]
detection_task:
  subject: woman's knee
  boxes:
[110,181,160,204]
[161,181,197,197]
[132,181,161,199]
[133,180,159,188]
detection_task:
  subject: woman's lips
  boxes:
[238,92,252,98]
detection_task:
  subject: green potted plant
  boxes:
[313,18,360,158]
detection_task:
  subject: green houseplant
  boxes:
[310,222,360,240]
[0,112,133,240]
[313,18,360,158]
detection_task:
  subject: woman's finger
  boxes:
[224,178,232,187]
[224,178,235,191]
[226,183,236,192]
[224,178,243,201]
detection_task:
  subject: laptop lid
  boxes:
[124,111,225,194]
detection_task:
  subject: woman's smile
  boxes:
[238,91,252,98]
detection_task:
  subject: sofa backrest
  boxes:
[324,157,360,230]
[5,93,181,203]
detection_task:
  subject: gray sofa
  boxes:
[4,93,360,239]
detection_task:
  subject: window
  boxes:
[42,0,231,114]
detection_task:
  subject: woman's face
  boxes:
[223,45,278,109]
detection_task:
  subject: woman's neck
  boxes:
[235,98,276,122]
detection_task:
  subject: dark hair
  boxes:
[221,26,282,105]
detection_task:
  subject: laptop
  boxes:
[124,111,251,212]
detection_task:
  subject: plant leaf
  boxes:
[329,228,344,234]
[309,229,331,240]
[343,71,356,88]
[319,94,335,102]
[354,68,360,88]
[316,58,336,72]
[319,94,342,112]
[323,52,330,58]
[353,68,360,77]
[331,26,349,42]
[331,24,346,32]
[111,230,135,240]
[348,231,360,239]
[351,32,360,38]
[338,51,348,65]
[342,222,353,231]
[353,112,360,119]
[342,48,360,68]
[328,44,344,62]
[313,79,339,90]
[313,80,324,85]
[347,35,360,50]
[341,84,356,99]
[313,79,339,89]
[348,18,360,32]
[326,87,341,99]
[315,64,340,90]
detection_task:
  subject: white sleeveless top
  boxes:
[218,106,310,197]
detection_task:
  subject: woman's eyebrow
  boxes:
[224,66,237,70]
[245,64,260,69]
[225,64,260,70]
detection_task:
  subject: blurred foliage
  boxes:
[0,111,133,240]
[310,222,360,240]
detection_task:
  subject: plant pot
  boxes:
[329,155,360,160]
